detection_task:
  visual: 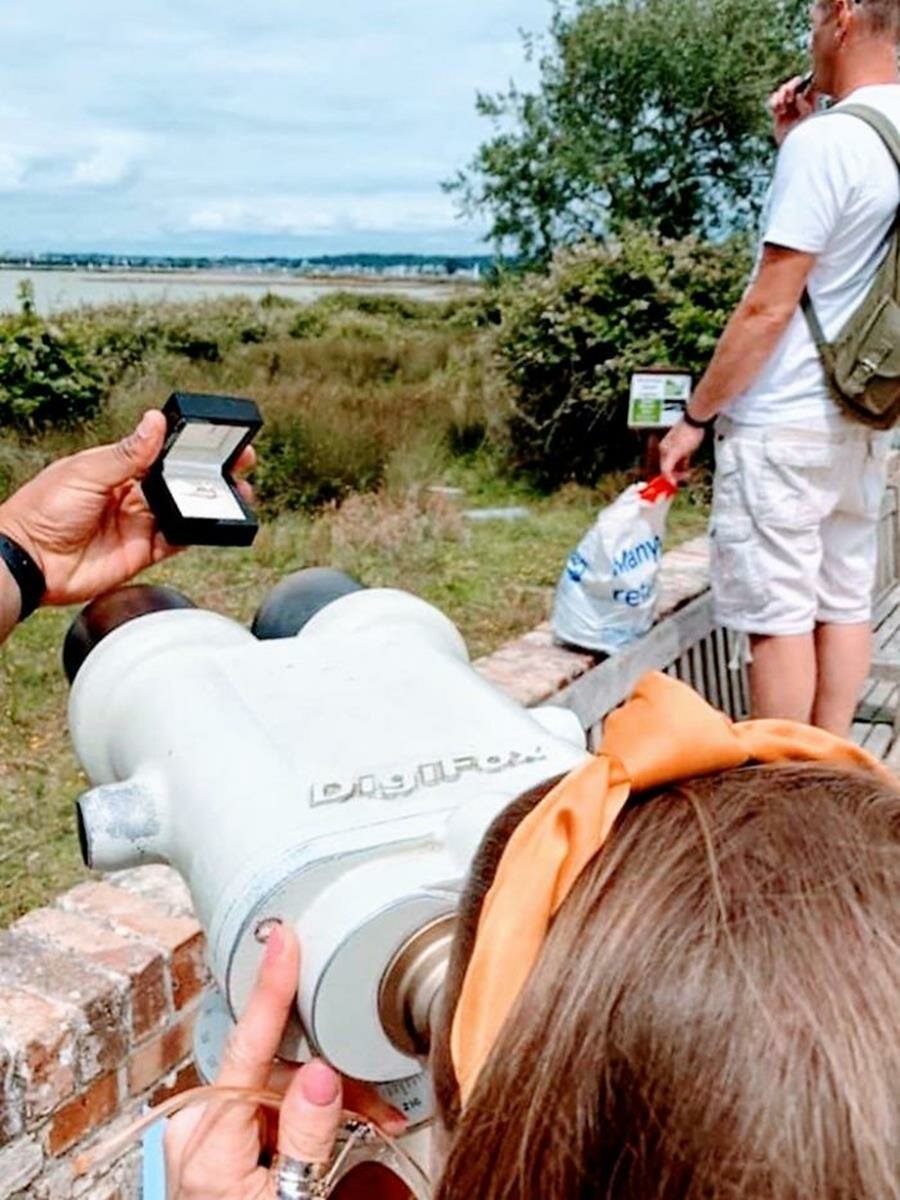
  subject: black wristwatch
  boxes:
[683,407,717,431]
[0,533,46,621]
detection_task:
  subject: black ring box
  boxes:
[142,392,263,547]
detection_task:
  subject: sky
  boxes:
[0,1,551,258]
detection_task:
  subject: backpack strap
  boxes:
[800,103,900,357]
[800,288,835,366]
[835,103,900,171]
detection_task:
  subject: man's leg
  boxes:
[810,621,871,737]
[813,433,887,737]
[710,422,830,724]
[749,632,817,723]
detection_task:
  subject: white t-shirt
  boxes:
[726,84,900,427]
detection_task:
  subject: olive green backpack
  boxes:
[801,103,900,429]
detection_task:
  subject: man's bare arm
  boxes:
[688,243,817,421]
[658,243,816,482]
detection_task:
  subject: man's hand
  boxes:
[0,410,255,607]
[659,419,706,486]
[769,75,816,146]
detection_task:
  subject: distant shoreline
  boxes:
[0,264,479,315]
[0,264,476,289]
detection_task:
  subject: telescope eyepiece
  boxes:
[63,584,196,683]
[252,568,364,640]
[379,915,455,1060]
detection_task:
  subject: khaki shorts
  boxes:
[710,418,892,637]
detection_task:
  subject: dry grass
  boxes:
[0,292,508,510]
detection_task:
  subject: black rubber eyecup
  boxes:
[63,585,195,684]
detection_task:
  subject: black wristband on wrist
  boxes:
[683,407,717,431]
[0,533,46,621]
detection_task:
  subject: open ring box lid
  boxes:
[142,392,263,547]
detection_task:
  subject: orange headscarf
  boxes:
[450,671,893,1105]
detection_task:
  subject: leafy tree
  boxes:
[449,0,808,259]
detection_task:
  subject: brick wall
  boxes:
[0,867,205,1198]
[0,537,711,1198]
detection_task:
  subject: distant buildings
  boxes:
[0,251,496,281]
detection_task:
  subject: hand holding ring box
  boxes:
[142,392,263,547]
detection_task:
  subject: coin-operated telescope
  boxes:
[64,571,588,1131]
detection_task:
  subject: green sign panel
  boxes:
[628,372,693,429]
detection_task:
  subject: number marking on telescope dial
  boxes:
[376,1073,434,1126]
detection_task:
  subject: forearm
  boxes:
[0,560,22,645]
[688,295,795,422]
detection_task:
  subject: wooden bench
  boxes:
[861,478,900,756]
[543,467,900,766]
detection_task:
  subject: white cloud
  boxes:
[70,135,143,189]
[186,191,461,237]
[0,0,549,253]
[0,147,26,192]
[0,110,145,195]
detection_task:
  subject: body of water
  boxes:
[0,267,469,314]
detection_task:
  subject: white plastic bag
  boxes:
[552,476,676,653]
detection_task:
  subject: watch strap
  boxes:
[683,408,716,431]
[0,533,46,621]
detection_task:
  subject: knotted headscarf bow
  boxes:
[450,671,892,1105]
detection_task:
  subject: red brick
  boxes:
[127,1008,197,1096]
[0,933,127,1084]
[0,986,77,1124]
[47,1072,119,1156]
[16,907,168,1039]
[148,1059,202,1107]
[41,1108,142,1199]
[104,865,194,918]
[62,882,208,1009]
[168,937,208,1010]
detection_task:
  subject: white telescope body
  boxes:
[67,578,588,1120]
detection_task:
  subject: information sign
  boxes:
[628,371,693,429]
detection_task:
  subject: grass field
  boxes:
[0,291,709,924]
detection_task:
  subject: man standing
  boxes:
[660,0,900,736]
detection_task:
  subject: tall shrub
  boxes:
[0,284,104,430]
[497,228,751,488]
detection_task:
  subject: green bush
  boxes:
[320,291,435,322]
[0,287,506,510]
[76,297,299,373]
[255,416,386,513]
[496,228,752,488]
[288,309,328,340]
[0,285,104,430]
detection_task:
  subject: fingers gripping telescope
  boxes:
[64,572,588,1120]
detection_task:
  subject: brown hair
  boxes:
[430,764,900,1199]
